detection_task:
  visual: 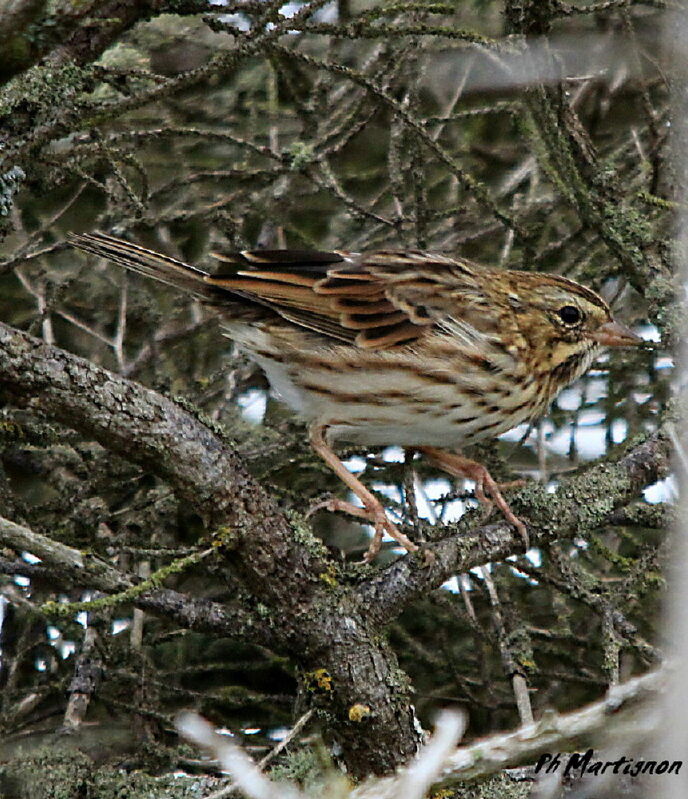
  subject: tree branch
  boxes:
[359,431,671,627]
[0,0,215,84]
[0,515,279,647]
[0,320,427,777]
[0,320,329,611]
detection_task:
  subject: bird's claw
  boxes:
[308,496,419,562]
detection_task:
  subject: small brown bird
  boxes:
[69,233,641,560]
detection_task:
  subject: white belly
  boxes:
[222,324,535,448]
[250,349,534,448]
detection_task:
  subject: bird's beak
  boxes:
[591,320,643,347]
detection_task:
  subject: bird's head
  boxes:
[495,271,642,386]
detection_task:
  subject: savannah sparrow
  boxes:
[69,233,641,560]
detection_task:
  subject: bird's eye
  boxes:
[558,305,582,325]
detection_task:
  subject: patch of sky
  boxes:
[237,388,267,424]
[644,475,676,504]
[112,619,131,634]
[217,0,337,32]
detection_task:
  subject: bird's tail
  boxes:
[68,232,219,300]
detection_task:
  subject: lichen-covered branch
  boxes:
[0,515,280,647]
[0,0,214,84]
[359,429,671,627]
[0,319,423,777]
[0,320,328,609]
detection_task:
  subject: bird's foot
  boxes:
[310,496,419,562]
[308,425,420,561]
[419,448,529,551]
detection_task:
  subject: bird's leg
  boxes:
[419,447,529,550]
[309,424,419,562]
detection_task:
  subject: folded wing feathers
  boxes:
[210,258,427,346]
[213,249,346,268]
[70,235,484,351]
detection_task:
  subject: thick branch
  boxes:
[0,321,426,777]
[0,515,85,571]
[359,431,671,626]
[0,321,328,611]
[133,588,279,647]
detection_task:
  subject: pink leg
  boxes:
[419,447,529,550]
[309,425,419,562]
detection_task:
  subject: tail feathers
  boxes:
[68,232,219,300]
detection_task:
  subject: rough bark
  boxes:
[0,320,423,777]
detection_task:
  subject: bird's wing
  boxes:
[69,234,494,351]
[211,249,491,350]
